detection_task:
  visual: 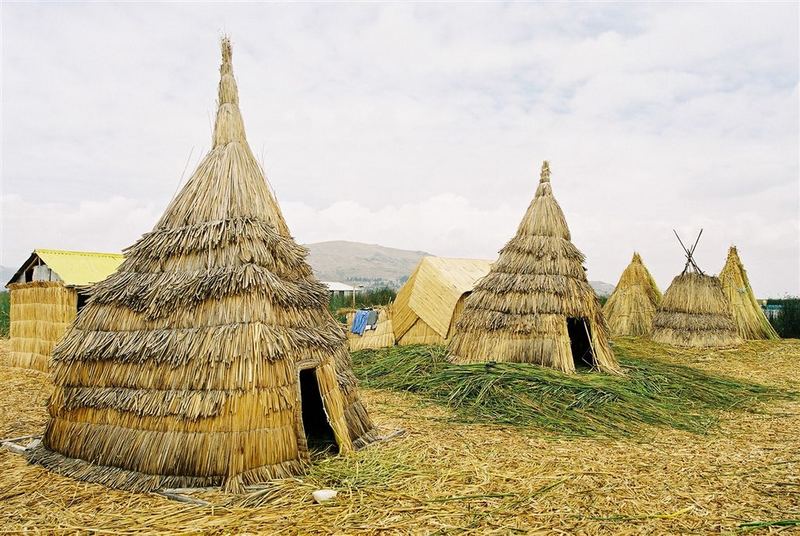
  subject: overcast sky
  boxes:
[1,3,798,296]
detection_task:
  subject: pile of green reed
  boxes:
[352,344,790,437]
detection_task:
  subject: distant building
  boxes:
[762,304,783,319]
[5,249,124,371]
[321,281,361,298]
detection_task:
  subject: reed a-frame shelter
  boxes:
[28,38,376,493]
[392,257,492,346]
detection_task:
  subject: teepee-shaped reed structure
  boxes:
[719,246,779,340]
[28,38,376,493]
[602,253,662,337]
[651,231,741,348]
[448,162,620,374]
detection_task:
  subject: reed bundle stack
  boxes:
[719,246,779,340]
[5,250,124,371]
[392,257,492,346]
[652,233,741,348]
[602,253,662,337]
[27,38,376,493]
[346,306,396,350]
[448,162,620,374]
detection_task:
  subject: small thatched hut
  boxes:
[651,239,741,348]
[5,249,124,371]
[346,306,396,350]
[602,252,662,337]
[719,246,779,340]
[392,257,492,346]
[448,162,620,374]
[27,38,376,493]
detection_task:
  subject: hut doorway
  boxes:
[299,368,338,452]
[566,318,595,369]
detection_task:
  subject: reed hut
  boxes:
[27,38,376,493]
[651,234,741,348]
[5,249,124,371]
[392,257,492,346]
[448,162,620,374]
[719,246,779,340]
[602,252,662,337]
[345,306,396,350]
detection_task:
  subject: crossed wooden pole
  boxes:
[674,228,704,275]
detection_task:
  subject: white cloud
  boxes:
[1,3,798,296]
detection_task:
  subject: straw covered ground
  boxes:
[1,337,799,534]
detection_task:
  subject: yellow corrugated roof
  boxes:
[34,249,124,286]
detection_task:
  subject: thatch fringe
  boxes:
[26,442,306,494]
[124,218,308,268]
[448,162,620,374]
[31,37,376,492]
[719,246,779,340]
[603,253,662,337]
[652,272,742,348]
[90,263,329,320]
[53,322,346,366]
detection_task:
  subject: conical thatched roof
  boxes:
[651,239,741,348]
[719,246,779,340]
[602,253,662,337]
[448,162,620,374]
[28,38,376,493]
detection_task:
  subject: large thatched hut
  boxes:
[602,252,662,337]
[5,249,124,371]
[448,162,620,374]
[27,38,376,493]
[392,257,492,346]
[651,240,741,348]
[719,246,779,340]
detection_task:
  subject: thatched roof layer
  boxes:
[603,253,662,337]
[719,246,779,340]
[29,38,376,492]
[448,162,620,374]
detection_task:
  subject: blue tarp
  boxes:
[351,309,369,335]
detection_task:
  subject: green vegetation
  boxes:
[351,344,789,437]
[0,291,9,337]
[328,287,396,319]
[766,298,800,338]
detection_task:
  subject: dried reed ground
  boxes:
[0,337,798,534]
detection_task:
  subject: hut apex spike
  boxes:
[221,36,232,66]
[539,161,551,183]
[213,37,244,146]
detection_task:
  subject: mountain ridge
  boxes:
[303,240,615,295]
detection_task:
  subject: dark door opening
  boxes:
[77,293,89,312]
[566,318,595,370]
[299,368,338,452]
